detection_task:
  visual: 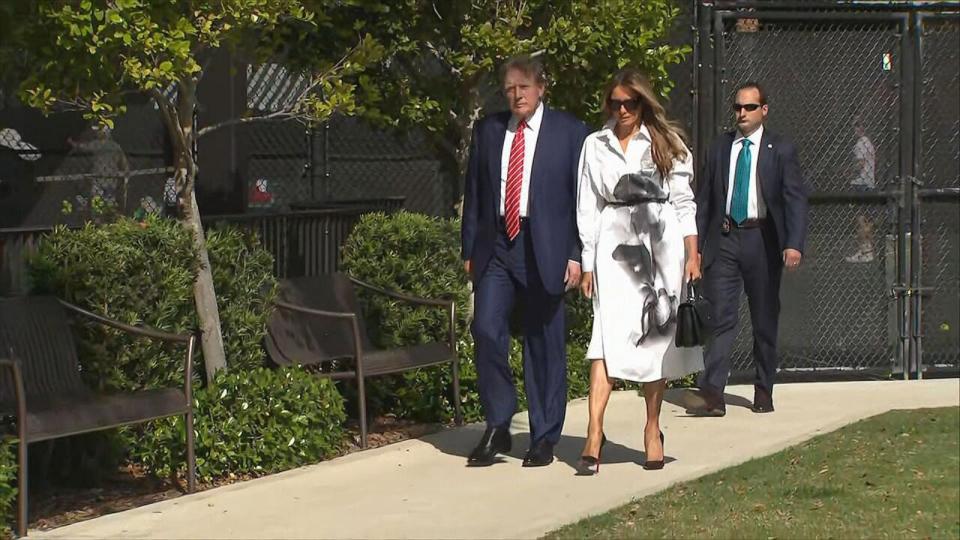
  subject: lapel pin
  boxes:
[767,143,773,148]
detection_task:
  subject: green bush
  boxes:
[340,211,598,424]
[28,216,277,390]
[0,438,15,537]
[124,367,346,483]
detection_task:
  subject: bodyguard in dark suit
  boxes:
[461,55,589,466]
[694,82,809,415]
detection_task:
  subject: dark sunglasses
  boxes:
[733,103,762,112]
[608,98,640,112]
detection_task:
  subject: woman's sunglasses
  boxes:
[608,98,640,112]
[733,103,762,112]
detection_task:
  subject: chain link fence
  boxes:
[917,12,960,370]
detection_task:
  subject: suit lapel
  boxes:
[488,113,508,213]
[757,129,774,203]
[718,132,734,202]
[528,107,552,212]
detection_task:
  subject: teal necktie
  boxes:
[730,139,752,224]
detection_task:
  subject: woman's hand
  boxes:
[684,253,702,282]
[580,271,594,299]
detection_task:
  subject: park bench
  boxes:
[0,296,197,538]
[264,273,462,448]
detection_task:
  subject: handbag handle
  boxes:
[686,280,701,301]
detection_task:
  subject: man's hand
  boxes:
[463,259,472,278]
[685,252,703,282]
[580,271,593,299]
[565,261,582,291]
[783,249,802,271]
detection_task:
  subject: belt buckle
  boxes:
[721,216,732,235]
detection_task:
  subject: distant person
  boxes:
[845,121,877,263]
[67,126,130,212]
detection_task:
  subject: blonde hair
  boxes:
[602,69,688,179]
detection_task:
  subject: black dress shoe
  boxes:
[522,439,554,467]
[687,387,726,417]
[467,426,511,466]
[752,387,775,413]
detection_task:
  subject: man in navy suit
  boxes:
[461,55,589,467]
[694,82,809,416]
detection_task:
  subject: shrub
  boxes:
[28,216,277,390]
[0,439,15,537]
[124,367,346,483]
[340,211,598,424]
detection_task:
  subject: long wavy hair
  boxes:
[602,69,688,179]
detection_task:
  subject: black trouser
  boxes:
[699,223,783,395]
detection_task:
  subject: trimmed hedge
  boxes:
[28,217,277,391]
[0,439,15,537]
[124,367,346,483]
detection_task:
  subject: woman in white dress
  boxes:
[576,69,702,474]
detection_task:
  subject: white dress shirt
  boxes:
[725,124,766,219]
[499,102,543,217]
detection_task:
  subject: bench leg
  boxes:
[357,376,368,448]
[452,359,463,426]
[185,410,196,493]
[16,438,27,538]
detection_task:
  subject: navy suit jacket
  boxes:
[461,106,590,295]
[695,129,810,268]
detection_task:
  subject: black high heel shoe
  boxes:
[576,433,607,475]
[642,431,665,470]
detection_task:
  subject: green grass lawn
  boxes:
[546,407,960,540]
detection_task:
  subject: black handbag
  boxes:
[675,281,712,347]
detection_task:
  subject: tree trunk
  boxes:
[159,80,229,382]
[185,188,228,381]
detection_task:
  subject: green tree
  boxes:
[2,0,382,380]
[334,0,689,210]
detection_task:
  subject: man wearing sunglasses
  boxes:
[692,81,809,416]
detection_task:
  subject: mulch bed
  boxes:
[29,417,443,531]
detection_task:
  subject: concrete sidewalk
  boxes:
[31,379,959,539]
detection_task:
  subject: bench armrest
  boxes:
[349,277,454,308]
[0,358,27,438]
[346,278,458,353]
[59,300,195,343]
[59,300,198,399]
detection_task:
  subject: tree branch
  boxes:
[197,110,299,138]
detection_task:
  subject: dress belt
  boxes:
[723,216,767,230]
[606,197,669,207]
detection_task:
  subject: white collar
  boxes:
[510,101,544,131]
[734,124,764,146]
[600,120,651,142]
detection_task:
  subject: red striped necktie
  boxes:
[504,119,526,240]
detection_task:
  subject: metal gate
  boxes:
[694,1,960,379]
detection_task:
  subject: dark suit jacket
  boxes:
[461,106,590,295]
[695,129,810,268]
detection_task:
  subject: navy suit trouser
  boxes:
[699,223,783,396]
[471,223,567,445]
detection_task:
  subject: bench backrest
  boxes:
[0,296,89,408]
[265,273,375,367]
